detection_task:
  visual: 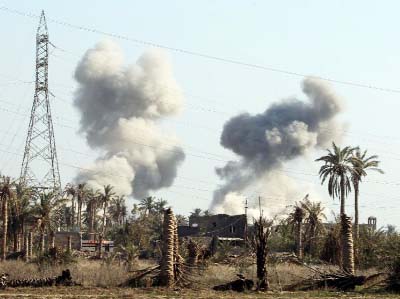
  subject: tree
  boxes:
[9,183,33,252]
[99,185,116,235]
[351,148,383,239]
[251,216,272,291]
[287,200,305,259]
[0,176,14,260]
[108,195,127,226]
[154,198,168,215]
[139,196,155,215]
[64,184,76,228]
[316,142,356,215]
[32,191,64,253]
[316,142,357,274]
[76,183,89,232]
[190,208,202,217]
[85,189,100,240]
[301,198,326,257]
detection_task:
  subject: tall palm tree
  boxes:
[316,142,357,274]
[15,184,33,244]
[190,208,202,217]
[351,148,383,239]
[33,191,65,253]
[108,195,127,226]
[99,185,115,235]
[64,184,76,228]
[86,189,99,240]
[316,142,356,215]
[287,200,305,259]
[154,198,168,215]
[9,183,32,252]
[301,198,326,257]
[76,183,88,232]
[0,176,14,260]
[139,196,155,215]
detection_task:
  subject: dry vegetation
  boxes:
[0,259,396,298]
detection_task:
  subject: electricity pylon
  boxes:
[20,11,61,193]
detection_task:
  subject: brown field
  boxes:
[0,260,398,298]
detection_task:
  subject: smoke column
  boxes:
[211,78,344,217]
[73,40,185,197]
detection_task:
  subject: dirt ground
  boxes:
[0,287,399,299]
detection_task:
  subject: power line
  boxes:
[2,6,400,94]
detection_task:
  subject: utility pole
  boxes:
[244,198,248,246]
[20,11,61,193]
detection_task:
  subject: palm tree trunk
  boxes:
[50,231,55,249]
[296,221,303,259]
[102,204,107,235]
[160,208,175,287]
[71,198,75,228]
[341,214,355,275]
[340,174,346,215]
[39,231,45,254]
[21,219,25,252]
[97,234,103,258]
[13,231,18,252]
[354,181,359,240]
[310,225,316,258]
[78,202,82,232]
[24,234,29,261]
[2,198,8,260]
[28,231,33,258]
[89,203,95,240]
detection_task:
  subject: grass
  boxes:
[0,259,398,298]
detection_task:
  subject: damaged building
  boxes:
[178,213,247,240]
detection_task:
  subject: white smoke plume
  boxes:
[211,78,344,216]
[73,40,185,197]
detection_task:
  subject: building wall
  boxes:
[55,232,81,250]
[188,214,246,238]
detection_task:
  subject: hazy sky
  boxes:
[0,1,399,228]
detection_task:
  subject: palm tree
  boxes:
[203,210,213,216]
[316,142,357,274]
[76,183,88,232]
[9,183,33,252]
[86,189,99,240]
[316,142,356,215]
[33,191,65,253]
[190,208,202,217]
[64,184,76,228]
[139,196,155,215]
[109,195,127,226]
[287,199,305,259]
[154,198,168,215]
[16,184,33,244]
[301,198,326,257]
[0,176,14,260]
[351,148,383,239]
[99,185,116,235]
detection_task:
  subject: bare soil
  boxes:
[0,287,399,299]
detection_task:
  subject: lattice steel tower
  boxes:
[20,11,61,192]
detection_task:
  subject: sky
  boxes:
[0,1,399,228]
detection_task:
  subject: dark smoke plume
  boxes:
[73,40,185,197]
[211,78,344,216]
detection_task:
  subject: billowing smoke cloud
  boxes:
[73,40,185,197]
[211,78,344,217]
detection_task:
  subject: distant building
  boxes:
[55,232,81,250]
[178,213,246,239]
[368,216,377,231]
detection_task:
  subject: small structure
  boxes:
[368,216,377,231]
[55,232,81,250]
[180,214,246,239]
[81,239,114,252]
